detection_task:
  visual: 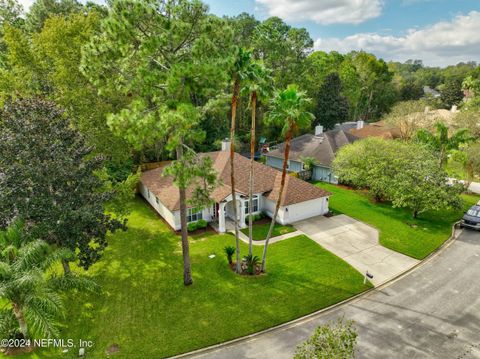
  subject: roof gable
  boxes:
[266,129,359,167]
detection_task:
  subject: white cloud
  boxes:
[255,0,383,25]
[315,11,480,66]
[18,0,34,10]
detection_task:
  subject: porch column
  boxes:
[239,198,246,229]
[218,202,226,233]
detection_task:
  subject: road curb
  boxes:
[170,222,463,359]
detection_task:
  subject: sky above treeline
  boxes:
[18,0,480,67]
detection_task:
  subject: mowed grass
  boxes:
[16,197,369,359]
[240,222,296,241]
[316,182,480,259]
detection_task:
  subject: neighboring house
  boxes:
[349,120,401,140]
[423,86,441,98]
[139,148,331,232]
[265,125,360,184]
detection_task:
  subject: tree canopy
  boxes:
[0,98,126,270]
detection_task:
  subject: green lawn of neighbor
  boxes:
[18,197,369,359]
[316,182,480,259]
[240,222,296,241]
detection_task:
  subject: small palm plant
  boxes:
[224,246,236,265]
[243,254,260,275]
[0,221,98,343]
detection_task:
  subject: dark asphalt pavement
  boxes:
[193,229,480,359]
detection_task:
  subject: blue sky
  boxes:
[203,0,480,67]
[17,0,480,67]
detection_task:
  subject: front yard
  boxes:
[240,222,296,241]
[316,182,480,259]
[30,198,370,359]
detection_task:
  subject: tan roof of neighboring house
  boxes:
[140,151,330,211]
[349,121,401,139]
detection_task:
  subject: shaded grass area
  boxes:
[16,197,369,359]
[240,222,296,241]
[316,182,480,259]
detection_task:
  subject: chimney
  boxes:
[356,120,364,130]
[315,125,324,136]
[221,139,231,152]
[451,105,458,113]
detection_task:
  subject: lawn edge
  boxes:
[170,221,463,359]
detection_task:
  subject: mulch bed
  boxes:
[182,225,216,237]
[250,218,271,225]
[1,346,34,356]
[228,262,264,276]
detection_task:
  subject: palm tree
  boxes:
[229,47,255,273]
[261,85,314,272]
[241,62,272,256]
[415,121,473,167]
[0,221,97,341]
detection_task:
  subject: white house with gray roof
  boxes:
[265,125,360,183]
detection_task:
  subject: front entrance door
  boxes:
[212,203,219,220]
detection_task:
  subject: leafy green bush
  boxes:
[224,246,235,264]
[294,318,357,359]
[243,254,260,275]
[197,219,208,229]
[246,213,264,222]
[187,222,197,232]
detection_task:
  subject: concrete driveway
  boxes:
[293,215,419,286]
[189,230,480,359]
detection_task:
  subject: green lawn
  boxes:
[17,197,369,359]
[316,182,480,259]
[240,222,296,241]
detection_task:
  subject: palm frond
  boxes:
[40,248,75,272]
[24,302,61,339]
[25,288,64,319]
[48,274,99,293]
[16,240,50,271]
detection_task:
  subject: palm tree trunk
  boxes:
[248,90,257,257]
[176,144,193,286]
[230,78,241,273]
[261,126,293,272]
[61,259,71,275]
[12,302,29,339]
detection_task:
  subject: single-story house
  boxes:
[139,147,331,232]
[265,125,359,184]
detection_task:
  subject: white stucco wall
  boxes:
[140,183,217,230]
[262,196,329,225]
[139,182,180,230]
[281,197,329,223]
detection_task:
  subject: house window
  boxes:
[156,197,160,205]
[147,189,150,198]
[244,196,259,214]
[187,208,203,223]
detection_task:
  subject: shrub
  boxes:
[243,254,260,275]
[247,213,264,222]
[187,222,197,232]
[197,219,208,229]
[224,246,235,264]
[294,318,357,359]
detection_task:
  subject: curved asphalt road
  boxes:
[192,230,480,359]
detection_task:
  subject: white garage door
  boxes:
[283,198,327,223]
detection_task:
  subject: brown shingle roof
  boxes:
[265,174,331,206]
[265,129,359,167]
[349,121,401,139]
[140,151,330,211]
